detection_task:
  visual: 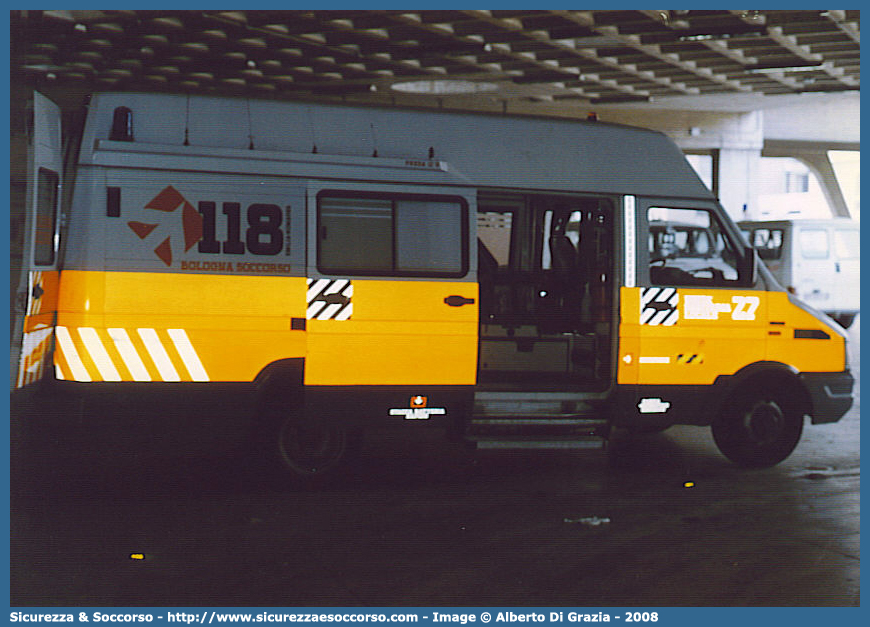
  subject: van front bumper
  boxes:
[802,370,854,424]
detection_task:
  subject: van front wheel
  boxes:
[711,386,803,468]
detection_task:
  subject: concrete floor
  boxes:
[10,318,859,607]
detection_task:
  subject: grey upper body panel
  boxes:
[78,92,714,200]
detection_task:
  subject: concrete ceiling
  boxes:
[11,9,860,118]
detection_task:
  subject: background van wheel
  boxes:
[712,385,803,468]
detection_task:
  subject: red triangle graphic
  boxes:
[154,237,173,267]
[145,186,184,212]
[128,221,159,239]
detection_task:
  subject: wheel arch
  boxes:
[712,361,813,421]
[252,358,306,424]
[250,357,361,488]
[254,358,305,390]
[710,361,811,467]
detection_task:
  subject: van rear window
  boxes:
[317,192,467,277]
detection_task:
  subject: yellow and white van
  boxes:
[11,91,854,485]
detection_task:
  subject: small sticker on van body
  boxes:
[640,287,679,326]
[307,278,353,320]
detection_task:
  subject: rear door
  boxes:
[793,224,837,312]
[831,225,860,314]
[11,92,63,389]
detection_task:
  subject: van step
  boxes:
[468,392,610,449]
[470,417,605,427]
[469,435,607,450]
[466,415,608,450]
[472,392,606,422]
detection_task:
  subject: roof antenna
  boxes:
[246,100,254,149]
[370,122,378,157]
[308,105,318,153]
[183,96,190,146]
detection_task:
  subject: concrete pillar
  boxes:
[653,109,765,221]
[795,153,851,218]
[763,140,854,219]
[716,147,762,221]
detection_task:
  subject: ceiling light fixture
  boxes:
[390,79,498,95]
[677,30,765,42]
[590,94,650,104]
[745,62,824,74]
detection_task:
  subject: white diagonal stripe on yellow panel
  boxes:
[108,328,152,382]
[17,327,53,387]
[167,329,209,382]
[21,327,52,354]
[55,326,91,382]
[137,328,181,382]
[79,327,122,382]
[46,327,208,383]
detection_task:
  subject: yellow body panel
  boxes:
[305,279,479,386]
[619,286,845,387]
[42,271,844,388]
[616,288,640,385]
[765,291,846,373]
[54,270,308,382]
[51,271,479,386]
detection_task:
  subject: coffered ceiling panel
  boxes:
[11,9,860,113]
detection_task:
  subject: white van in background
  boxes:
[740,219,860,328]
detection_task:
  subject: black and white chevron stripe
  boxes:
[307,278,353,321]
[640,287,679,326]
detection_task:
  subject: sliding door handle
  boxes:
[444,295,476,307]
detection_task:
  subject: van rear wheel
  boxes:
[259,404,359,488]
[712,385,803,468]
[278,420,348,476]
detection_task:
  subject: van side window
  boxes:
[317,192,467,277]
[750,228,784,260]
[648,207,740,286]
[34,168,59,266]
[799,229,830,259]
